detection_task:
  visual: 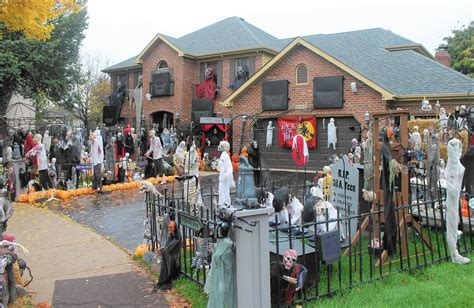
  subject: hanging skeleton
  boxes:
[327,118,337,150]
[362,126,375,202]
[427,131,440,197]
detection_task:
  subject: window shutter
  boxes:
[229,58,236,84]
[200,63,205,81]
[216,60,223,87]
[248,56,256,76]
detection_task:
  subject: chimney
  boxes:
[435,45,451,68]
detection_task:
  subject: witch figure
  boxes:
[155,218,181,291]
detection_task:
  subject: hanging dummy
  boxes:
[43,130,51,154]
[204,222,237,308]
[105,137,116,182]
[381,127,397,256]
[291,134,308,167]
[427,132,440,196]
[327,118,337,150]
[266,121,274,147]
[218,141,235,207]
[270,249,308,306]
[195,66,218,102]
[247,140,261,186]
[128,76,143,133]
[115,133,125,161]
[362,126,375,201]
[155,219,181,290]
[445,138,471,264]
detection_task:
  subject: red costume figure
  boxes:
[24,133,35,157]
[195,66,218,102]
[291,134,308,166]
[124,124,132,137]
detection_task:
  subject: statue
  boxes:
[410,126,422,151]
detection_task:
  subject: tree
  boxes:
[0,0,82,40]
[442,21,474,77]
[0,6,88,128]
[64,55,111,140]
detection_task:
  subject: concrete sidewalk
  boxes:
[9,203,169,307]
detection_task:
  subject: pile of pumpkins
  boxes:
[17,175,177,204]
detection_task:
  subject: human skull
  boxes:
[283,249,298,270]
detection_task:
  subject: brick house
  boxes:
[103,17,474,170]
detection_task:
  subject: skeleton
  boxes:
[183,143,204,213]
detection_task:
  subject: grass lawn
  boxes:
[314,252,474,307]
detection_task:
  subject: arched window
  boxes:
[296,64,308,85]
[157,60,168,72]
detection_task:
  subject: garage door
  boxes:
[253,117,361,171]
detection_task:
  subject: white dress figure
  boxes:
[327,118,337,150]
[217,141,235,207]
[43,130,51,153]
[266,121,274,147]
[445,138,470,264]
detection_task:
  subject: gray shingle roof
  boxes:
[104,20,473,96]
[302,28,474,96]
[102,55,138,72]
[168,16,284,56]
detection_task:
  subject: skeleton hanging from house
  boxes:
[327,118,337,150]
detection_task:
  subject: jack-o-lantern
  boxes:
[18,194,28,203]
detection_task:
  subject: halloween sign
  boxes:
[278,117,316,148]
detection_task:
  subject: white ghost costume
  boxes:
[43,130,51,153]
[445,138,470,264]
[218,141,235,207]
[266,121,274,147]
[327,118,337,150]
[439,108,448,130]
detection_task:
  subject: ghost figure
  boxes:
[218,141,235,207]
[266,121,274,147]
[421,97,432,111]
[445,138,471,264]
[43,130,51,153]
[327,118,337,150]
[457,105,467,129]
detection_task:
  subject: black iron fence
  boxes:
[144,175,473,306]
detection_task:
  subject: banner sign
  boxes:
[278,116,316,148]
[75,164,93,171]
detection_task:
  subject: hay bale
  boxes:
[407,119,438,133]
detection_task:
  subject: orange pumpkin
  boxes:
[167,175,176,182]
[133,244,148,257]
[231,154,240,162]
[18,194,28,203]
[27,193,36,203]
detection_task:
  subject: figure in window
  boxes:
[195,66,218,102]
[229,65,249,91]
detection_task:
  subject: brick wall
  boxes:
[229,44,387,152]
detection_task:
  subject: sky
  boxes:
[81,0,473,69]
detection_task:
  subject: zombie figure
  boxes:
[247,140,261,186]
[195,66,218,101]
[229,65,249,90]
[270,249,308,306]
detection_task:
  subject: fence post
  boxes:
[233,207,274,308]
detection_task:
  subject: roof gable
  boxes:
[102,55,139,73]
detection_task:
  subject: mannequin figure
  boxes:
[6,147,12,161]
[90,129,104,191]
[146,130,166,184]
[43,130,51,154]
[247,140,261,186]
[204,222,236,308]
[410,126,422,151]
[327,118,337,150]
[446,138,470,264]
[270,249,308,306]
[218,141,234,207]
[266,121,274,147]
[25,134,51,190]
[115,133,125,161]
[155,219,181,290]
[195,66,218,101]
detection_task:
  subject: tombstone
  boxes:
[330,155,359,247]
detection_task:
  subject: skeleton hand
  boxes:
[283,275,297,284]
[392,159,408,175]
